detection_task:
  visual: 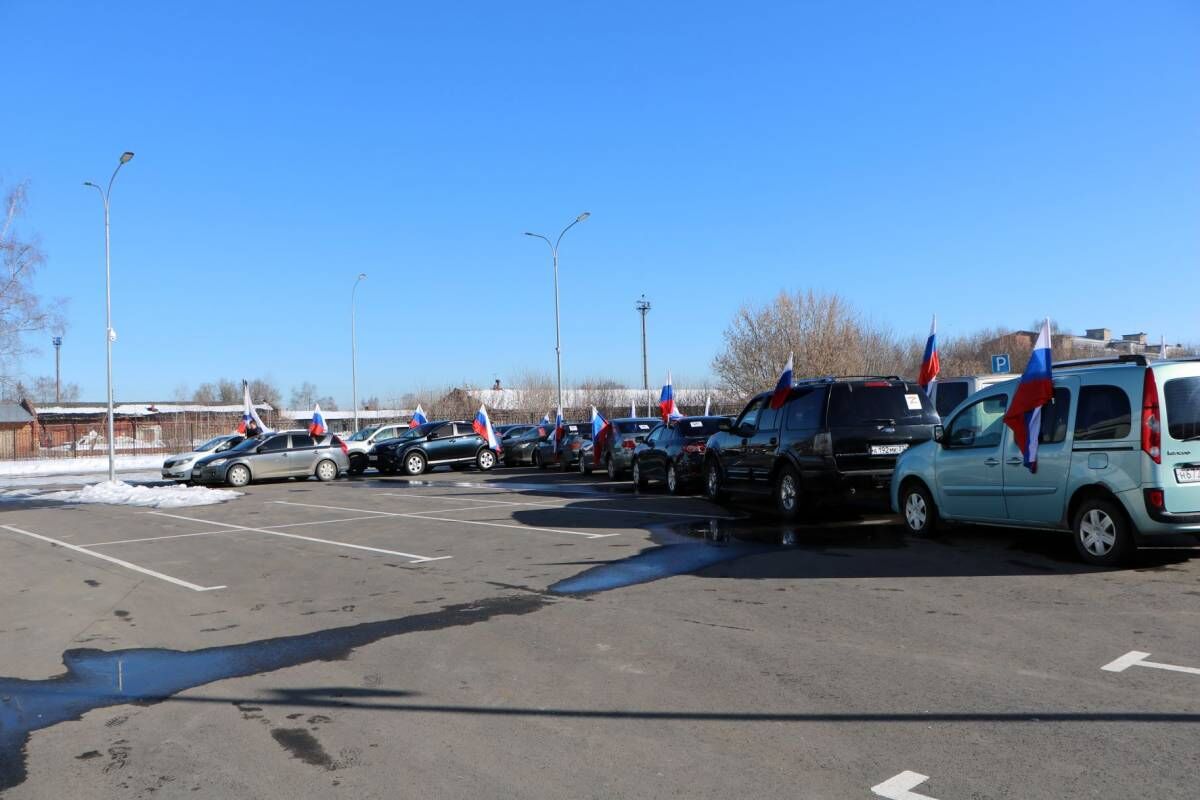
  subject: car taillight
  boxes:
[683,442,706,454]
[1145,488,1165,511]
[622,440,637,449]
[1142,370,1161,464]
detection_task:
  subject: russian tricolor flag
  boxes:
[1003,318,1054,473]
[553,407,564,453]
[537,412,551,437]
[659,372,682,422]
[591,406,613,463]
[918,315,940,398]
[472,404,501,452]
[409,404,428,428]
[308,403,328,436]
[236,380,270,435]
[768,353,794,410]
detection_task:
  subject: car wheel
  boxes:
[348,454,368,475]
[477,449,496,471]
[404,452,427,476]
[1072,498,1133,566]
[606,455,619,481]
[579,454,589,474]
[774,465,801,519]
[315,459,338,482]
[704,459,725,502]
[534,450,545,470]
[226,464,251,488]
[666,464,681,495]
[632,459,647,489]
[901,481,938,536]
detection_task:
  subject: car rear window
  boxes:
[1074,385,1131,441]
[616,421,656,434]
[676,418,723,436]
[828,382,938,427]
[1163,377,1200,441]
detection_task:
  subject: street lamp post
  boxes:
[524,212,590,416]
[83,151,134,483]
[350,273,367,431]
[636,295,651,413]
[52,336,63,403]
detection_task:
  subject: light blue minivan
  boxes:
[891,355,1200,565]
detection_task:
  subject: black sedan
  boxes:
[532,422,590,470]
[503,426,549,466]
[631,416,728,494]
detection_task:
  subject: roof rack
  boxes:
[807,375,903,383]
[1053,354,1148,369]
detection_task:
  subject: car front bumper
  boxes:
[161,465,194,481]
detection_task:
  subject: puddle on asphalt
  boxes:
[0,595,546,792]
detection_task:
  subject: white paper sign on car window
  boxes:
[636,424,651,430]
[904,393,922,411]
[689,421,704,428]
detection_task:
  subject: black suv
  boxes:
[375,420,498,476]
[703,377,938,518]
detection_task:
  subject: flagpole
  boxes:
[350,273,367,432]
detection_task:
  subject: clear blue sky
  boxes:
[3,1,1197,406]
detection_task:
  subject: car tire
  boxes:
[900,481,938,537]
[704,459,725,503]
[632,459,647,489]
[1072,497,1134,566]
[477,449,496,471]
[348,454,368,475]
[226,464,251,488]
[404,451,427,476]
[666,464,681,495]
[315,459,338,482]
[774,465,802,520]
[533,450,545,470]
[606,455,619,481]
[579,454,590,474]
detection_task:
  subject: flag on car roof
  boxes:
[308,403,328,436]
[554,407,564,453]
[409,404,428,428]
[918,315,940,398]
[472,404,501,452]
[659,372,683,422]
[768,353,794,410]
[1003,318,1054,473]
[236,380,271,435]
[591,406,613,467]
[537,412,551,437]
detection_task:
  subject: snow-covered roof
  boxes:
[0,403,34,424]
[281,409,412,421]
[468,388,724,411]
[34,402,274,417]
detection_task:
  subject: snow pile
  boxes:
[0,455,164,478]
[40,481,240,509]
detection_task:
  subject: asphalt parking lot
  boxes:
[0,468,1197,799]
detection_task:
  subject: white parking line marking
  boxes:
[872,771,939,800]
[145,512,451,563]
[1101,650,1200,676]
[0,524,226,592]
[376,492,744,520]
[272,500,619,539]
[86,514,398,547]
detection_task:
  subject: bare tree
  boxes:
[26,376,80,403]
[0,181,63,395]
[290,382,320,409]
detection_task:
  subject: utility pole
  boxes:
[636,295,651,413]
[52,336,63,402]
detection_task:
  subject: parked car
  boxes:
[191,431,349,487]
[161,433,246,482]
[582,417,660,478]
[704,377,938,518]
[933,374,1016,418]
[892,355,1200,565]
[496,424,536,440]
[532,422,590,470]
[504,426,549,467]
[344,422,412,474]
[631,416,728,493]
[374,420,498,476]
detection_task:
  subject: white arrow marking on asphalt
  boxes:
[1101,650,1200,676]
[871,771,939,800]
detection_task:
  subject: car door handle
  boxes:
[1006,457,1023,465]
[983,457,1000,466]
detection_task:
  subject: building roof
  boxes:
[32,402,274,417]
[281,409,412,421]
[468,387,723,411]
[0,402,34,424]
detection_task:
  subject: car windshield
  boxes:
[196,435,235,451]
[227,436,265,452]
[1164,376,1200,440]
[348,426,379,442]
[675,418,723,437]
[616,420,656,434]
[828,382,939,426]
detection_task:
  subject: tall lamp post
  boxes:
[524,212,590,416]
[635,295,651,414]
[52,336,63,403]
[350,273,367,431]
[84,151,134,483]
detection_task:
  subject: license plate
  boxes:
[1175,467,1200,483]
[870,444,908,456]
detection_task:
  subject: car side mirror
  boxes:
[717,418,732,432]
[255,445,266,454]
[949,429,975,447]
[737,423,755,438]
[932,425,944,444]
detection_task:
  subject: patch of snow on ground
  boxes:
[0,455,164,478]
[40,481,240,509]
